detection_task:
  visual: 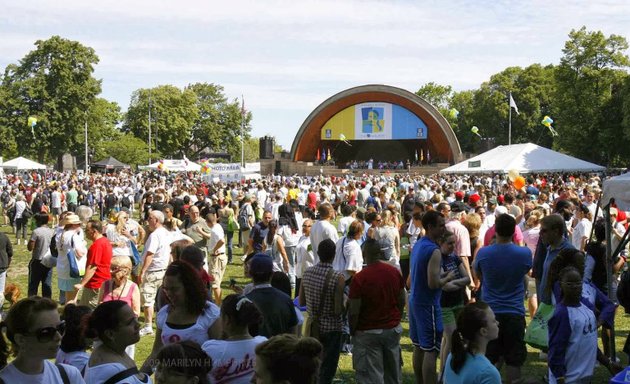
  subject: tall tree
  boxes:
[0,36,101,163]
[555,27,629,163]
[123,85,198,159]
[185,83,252,160]
[416,82,453,115]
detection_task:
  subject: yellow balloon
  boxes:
[508,169,519,182]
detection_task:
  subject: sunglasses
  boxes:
[25,321,65,342]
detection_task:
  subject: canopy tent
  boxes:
[91,156,130,170]
[140,159,201,172]
[603,172,630,211]
[0,156,46,170]
[441,143,605,174]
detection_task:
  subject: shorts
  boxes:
[210,254,228,289]
[526,276,537,299]
[141,269,166,308]
[409,304,442,352]
[441,304,464,327]
[486,313,527,367]
[52,207,62,216]
[79,288,100,309]
[58,277,81,292]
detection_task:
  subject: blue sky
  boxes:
[2,0,630,150]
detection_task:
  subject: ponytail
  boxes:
[449,329,467,374]
[449,301,491,374]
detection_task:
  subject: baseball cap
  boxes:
[249,253,274,275]
[450,201,467,213]
[494,205,509,217]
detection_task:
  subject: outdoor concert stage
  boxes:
[261,84,463,176]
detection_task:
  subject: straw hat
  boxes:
[60,214,81,226]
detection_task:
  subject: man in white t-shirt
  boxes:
[51,186,62,225]
[139,210,172,336]
[310,203,339,265]
[200,208,227,304]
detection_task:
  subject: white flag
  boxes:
[509,93,519,115]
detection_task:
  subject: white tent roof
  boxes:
[141,159,201,172]
[0,156,46,170]
[441,143,605,174]
[603,172,630,211]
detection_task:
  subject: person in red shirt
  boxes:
[349,238,406,384]
[75,219,112,309]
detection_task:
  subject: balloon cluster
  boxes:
[157,160,168,173]
[508,169,526,190]
[200,159,211,175]
[541,115,558,137]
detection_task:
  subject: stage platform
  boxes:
[260,158,449,177]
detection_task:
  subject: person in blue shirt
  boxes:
[409,210,455,384]
[443,301,501,384]
[539,214,575,304]
[473,213,531,384]
[548,266,597,384]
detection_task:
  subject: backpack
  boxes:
[49,232,59,258]
[121,194,132,208]
[238,203,253,230]
[617,268,630,314]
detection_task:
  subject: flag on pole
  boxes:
[420,149,424,162]
[427,149,431,163]
[327,150,331,161]
[316,148,320,161]
[509,93,519,115]
[414,150,418,162]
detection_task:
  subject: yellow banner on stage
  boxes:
[321,106,355,140]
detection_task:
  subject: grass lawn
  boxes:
[1,217,628,383]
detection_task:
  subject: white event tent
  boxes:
[441,143,605,174]
[140,159,201,172]
[0,156,47,170]
[603,172,630,211]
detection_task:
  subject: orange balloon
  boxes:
[514,176,526,190]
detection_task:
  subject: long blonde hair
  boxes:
[115,211,128,235]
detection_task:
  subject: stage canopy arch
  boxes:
[290,84,462,165]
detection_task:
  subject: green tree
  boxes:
[416,82,452,115]
[123,85,198,159]
[85,98,123,162]
[102,134,151,167]
[185,83,252,159]
[0,36,101,163]
[555,27,629,164]
[243,137,260,162]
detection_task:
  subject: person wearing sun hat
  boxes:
[57,213,88,304]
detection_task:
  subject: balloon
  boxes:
[541,115,553,127]
[27,116,37,127]
[471,126,481,138]
[339,133,346,141]
[508,169,520,182]
[514,176,526,190]
[449,108,459,119]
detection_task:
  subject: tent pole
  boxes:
[604,201,617,361]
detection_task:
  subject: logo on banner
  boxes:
[362,107,384,134]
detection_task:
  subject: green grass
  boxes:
[2,218,629,383]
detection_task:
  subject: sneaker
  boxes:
[139,325,154,336]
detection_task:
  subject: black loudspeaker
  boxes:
[259,136,275,159]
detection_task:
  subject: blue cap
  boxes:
[249,253,274,274]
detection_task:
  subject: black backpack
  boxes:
[49,232,59,258]
[121,194,132,208]
[617,268,630,314]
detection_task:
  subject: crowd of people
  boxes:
[0,168,627,383]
